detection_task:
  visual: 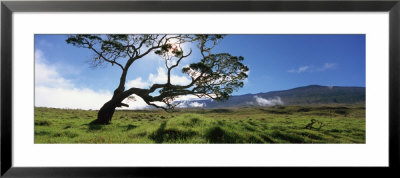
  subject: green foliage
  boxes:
[182,53,249,101]
[34,105,365,143]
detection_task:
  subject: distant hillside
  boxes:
[185,85,365,108]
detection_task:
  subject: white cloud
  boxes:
[149,67,192,86]
[35,86,153,110]
[289,63,337,73]
[35,86,113,110]
[189,102,206,108]
[288,65,310,73]
[253,96,284,106]
[318,63,337,71]
[121,94,151,110]
[35,50,74,88]
[298,66,310,73]
[148,67,168,84]
[35,49,113,109]
[126,77,150,89]
[175,101,206,108]
[174,95,202,101]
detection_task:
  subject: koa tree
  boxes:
[66,35,249,124]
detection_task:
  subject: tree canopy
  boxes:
[66,34,248,123]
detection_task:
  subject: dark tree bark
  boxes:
[94,100,117,124]
[94,97,130,124]
[93,69,128,124]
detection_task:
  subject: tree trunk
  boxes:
[93,99,118,125]
[92,87,136,124]
[91,67,130,125]
[92,70,150,125]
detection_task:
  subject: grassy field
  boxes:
[34,105,365,143]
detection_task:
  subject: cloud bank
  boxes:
[35,49,113,110]
[35,50,202,110]
[248,96,284,106]
[175,101,206,108]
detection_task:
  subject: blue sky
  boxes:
[34,34,365,109]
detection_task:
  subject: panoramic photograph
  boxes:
[34,34,365,144]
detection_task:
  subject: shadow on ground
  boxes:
[149,121,197,143]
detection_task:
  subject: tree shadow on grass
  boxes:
[208,109,232,113]
[149,121,196,143]
[126,124,137,131]
[149,121,168,143]
[205,126,241,143]
[205,126,264,143]
[83,121,105,131]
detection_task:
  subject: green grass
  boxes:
[34,105,365,143]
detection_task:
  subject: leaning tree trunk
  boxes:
[92,68,146,124]
[93,100,118,124]
[93,88,126,124]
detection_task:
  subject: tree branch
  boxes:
[136,35,167,59]
[167,49,192,84]
[90,47,124,70]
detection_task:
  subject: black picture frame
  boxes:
[1,0,399,177]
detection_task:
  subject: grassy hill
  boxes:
[34,105,365,144]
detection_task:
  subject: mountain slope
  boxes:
[186,85,365,108]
